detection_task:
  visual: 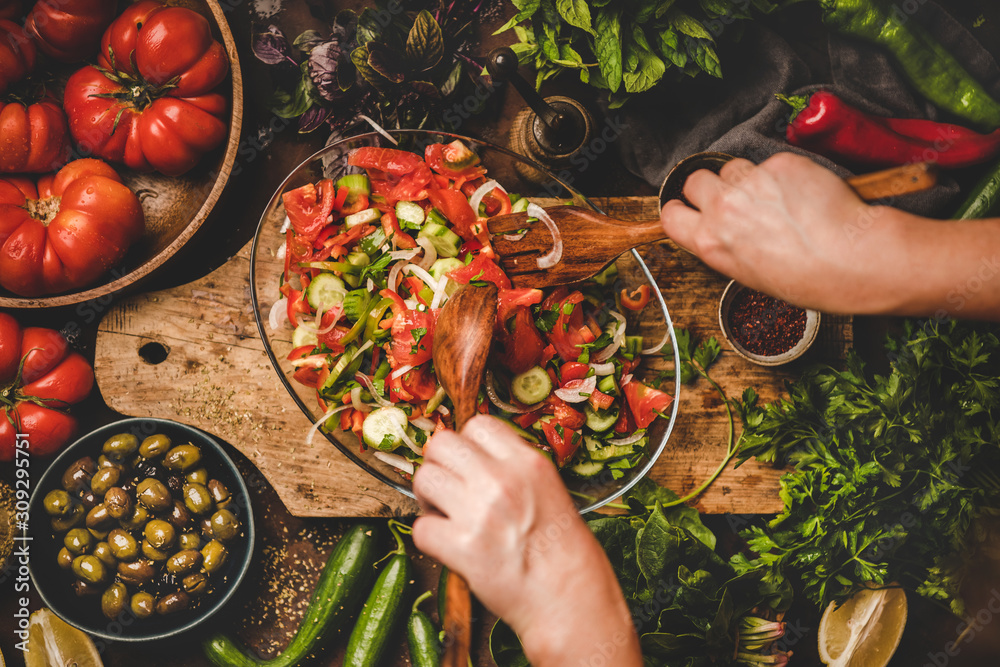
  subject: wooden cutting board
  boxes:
[94,196,851,517]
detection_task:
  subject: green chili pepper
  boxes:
[819,0,1000,130]
[364,297,395,342]
[339,309,369,347]
[954,156,1000,219]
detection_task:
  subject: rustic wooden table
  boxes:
[4,1,1000,666]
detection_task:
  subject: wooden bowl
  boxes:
[0,0,243,309]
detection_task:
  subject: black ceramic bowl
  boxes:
[27,418,255,642]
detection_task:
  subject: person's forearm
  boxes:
[875,209,1000,320]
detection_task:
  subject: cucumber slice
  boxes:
[292,326,318,349]
[585,405,619,433]
[569,460,605,478]
[344,207,380,228]
[597,375,618,396]
[418,222,462,258]
[426,208,448,227]
[306,273,347,311]
[428,257,465,281]
[336,174,371,206]
[362,407,410,451]
[591,262,619,286]
[510,197,530,214]
[395,201,425,230]
[511,366,552,405]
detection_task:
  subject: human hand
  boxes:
[660,152,921,314]
[412,415,641,667]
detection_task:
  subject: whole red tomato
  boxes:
[0,158,145,296]
[0,93,70,172]
[0,0,21,20]
[62,0,229,176]
[0,313,94,461]
[0,19,35,96]
[25,0,116,62]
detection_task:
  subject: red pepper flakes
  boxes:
[728,289,806,356]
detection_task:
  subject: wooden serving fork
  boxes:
[487,161,938,289]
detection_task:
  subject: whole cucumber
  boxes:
[203,523,380,667]
[408,591,442,667]
[343,551,414,667]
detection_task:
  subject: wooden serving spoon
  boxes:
[431,281,499,667]
[488,161,939,288]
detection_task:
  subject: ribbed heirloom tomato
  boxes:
[63,0,229,176]
[0,158,145,296]
[25,0,117,62]
[0,313,94,461]
[0,18,35,95]
[0,92,71,172]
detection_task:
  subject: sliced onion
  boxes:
[554,375,597,403]
[607,430,646,447]
[389,418,424,456]
[389,248,421,261]
[355,372,393,408]
[350,386,373,413]
[590,362,615,376]
[279,215,291,233]
[358,114,398,145]
[268,298,289,331]
[367,278,376,292]
[642,328,671,355]
[305,404,353,446]
[594,311,627,363]
[502,230,527,241]
[621,373,633,386]
[387,261,404,293]
[430,277,449,309]
[484,370,543,414]
[290,354,328,368]
[403,298,419,310]
[402,263,440,292]
[436,404,450,416]
[390,364,414,380]
[468,179,505,216]
[416,236,437,271]
[410,416,436,432]
[373,451,415,475]
[528,203,562,269]
[276,242,287,260]
[296,304,343,336]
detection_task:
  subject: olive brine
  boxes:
[44,432,242,620]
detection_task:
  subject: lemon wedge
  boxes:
[23,608,104,667]
[818,584,907,667]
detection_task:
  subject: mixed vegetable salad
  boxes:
[269,140,674,481]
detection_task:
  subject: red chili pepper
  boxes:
[621,285,651,311]
[780,90,1000,168]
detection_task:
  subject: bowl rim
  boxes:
[27,417,256,643]
[249,129,682,514]
[0,0,244,309]
[717,280,821,366]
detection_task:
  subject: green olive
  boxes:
[97,455,124,470]
[163,444,202,472]
[178,532,201,551]
[64,528,93,555]
[85,504,115,532]
[101,582,128,620]
[89,467,121,496]
[107,529,139,562]
[207,480,232,508]
[103,433,139,458]
[144,519,176,550]
[57,547,74,570]
[88,526,110,541]
[199,517,214,540]
[166,549,203,576]
[209,509,240,542]
[72,555,107,585]
[51,504,85,532]
[118,559,156,586]
[141,540,171,562]
[130,592,156,619]
[183,483,213,515]
[201,539,229,574]
[62,456,97,493]
[137,478,172,512]
[182,572,208,596]
[72,580,102,597]
[185,468,209,485]
[156,591,190,615]
[168,501,192,530]
[119,505,149,531]
[43,489,75,517]
[103,487,133,520]
[92,542,116,569]
[139,434,172,458]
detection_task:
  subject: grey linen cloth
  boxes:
[608,2,1000,216]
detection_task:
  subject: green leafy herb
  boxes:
[359,252,394,285]
[731,319,1000,617]
[410,327,429,354]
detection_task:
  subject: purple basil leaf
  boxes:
[331,9,358,42]
[252,25,292,65]
[293,30,325,55]
[298,105,332,133]
[367,43,405,84]
[309,41,344,102]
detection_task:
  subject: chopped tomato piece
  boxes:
[546,394,586,430]
[382,211,417,249]
[497,307,545,374]
[427,188,477,238]
[401,363,437,401]
[548,291,596,362]
[540,421,580,467]
[425,141,486,178]
[447,253,511,290]
[293,365,330,389]
[623,380,673,429]
[389,161,434,202]
[497,288,543,324]
[348,147,426,175]
[282,179,336,240]
[515,411,541,429]
[390,309,437,366]
[560,362,590,383]
[589,388,615,412]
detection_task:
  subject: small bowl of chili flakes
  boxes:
[718,281,821,366]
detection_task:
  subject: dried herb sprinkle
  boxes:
[728,288,806,356]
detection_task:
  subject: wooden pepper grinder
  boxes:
[486,47,595,185]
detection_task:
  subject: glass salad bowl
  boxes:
[249,130,680,513]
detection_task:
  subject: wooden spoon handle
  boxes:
[442,572,473,667]
[846,162,938,201]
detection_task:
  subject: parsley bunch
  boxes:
[731,319,1000,616]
